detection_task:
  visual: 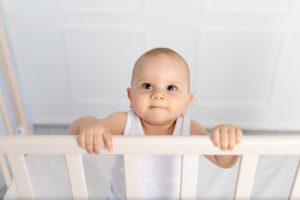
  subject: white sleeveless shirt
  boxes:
[109,110,190,200]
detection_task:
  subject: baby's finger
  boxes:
[85,132,94,154]
[78,132,86,148]
[210,127,221,148]
[220,128,229,150]
[228,128,236,150]
[93,133,103,154]
[235,128,243,144]
[103,133,113,153]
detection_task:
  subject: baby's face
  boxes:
[128,54,193,126]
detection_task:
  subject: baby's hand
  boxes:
[78,122,113,154]
[210,124,243,151]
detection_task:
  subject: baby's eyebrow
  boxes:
[135,79,148,85]
[167,82,185,88]
[135,79,185,86]
[171,82,183,86]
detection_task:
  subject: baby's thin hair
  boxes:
[131,47,190,89]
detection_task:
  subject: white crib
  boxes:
[1,80,300,199]
[0,134,300,200]
[1,13,300,200]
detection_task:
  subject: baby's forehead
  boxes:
[133,53,189,75]
[131,54,190,87]
[130,48,190,86]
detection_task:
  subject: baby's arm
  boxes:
[68,112,127,154]
[190,120,242,168]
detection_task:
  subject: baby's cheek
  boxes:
[131,99,148,115]
[172,101,188,115]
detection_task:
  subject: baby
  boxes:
[69,47,243,199]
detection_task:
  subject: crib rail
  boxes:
[0,135,300,155]
[0,134,300,200]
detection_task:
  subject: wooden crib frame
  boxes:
[1,16,300,200]
[0,134,300,199]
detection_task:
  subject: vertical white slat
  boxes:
[0,17,29,135]
[0,88,14,135]
[0,88,13,187]
[234,155,259,199]
[124,155,141,199]
[64,154,88,200]
[180,155,199,199]
[0,154,11,187]
[289,158,300,200]
[7,154,35,199]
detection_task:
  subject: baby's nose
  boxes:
[151,91,165,100]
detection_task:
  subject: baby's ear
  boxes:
[127,87,132,100]
[187,93,193,104]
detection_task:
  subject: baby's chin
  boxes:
[142,114,176,126]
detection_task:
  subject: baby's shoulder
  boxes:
[106,111,128,135]
[107,111,127,120]
[190,119,208,135]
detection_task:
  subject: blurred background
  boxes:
[1,0,300,198]
[1,0,300,135]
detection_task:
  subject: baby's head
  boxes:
[127,48,193,125]
[131,48,190,90]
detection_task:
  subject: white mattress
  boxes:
[4,154,299,199]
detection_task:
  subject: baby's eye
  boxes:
[142,83,152,90]
[167,85,177,91]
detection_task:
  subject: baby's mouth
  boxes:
[149,105,166,109]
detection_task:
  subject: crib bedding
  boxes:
[4,154,299,199]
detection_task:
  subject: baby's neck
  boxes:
[140,119,176,135]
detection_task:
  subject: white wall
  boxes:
[1,0,300,130]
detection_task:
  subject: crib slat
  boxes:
[64,155,88,200]
[0,88,14,135]
[180,155,199,199]
[0,89,14,187]
[234,155,258,199]
[289,158,300,200]
[124,155,141,199]
[7,154,35,199]
[0,18,29,135]
[0,154,11,187]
